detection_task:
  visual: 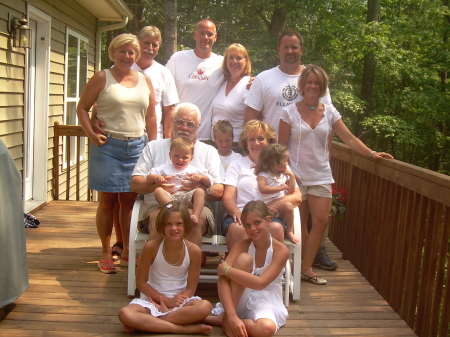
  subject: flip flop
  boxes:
[98,260,117,274]
[111,242,123,262]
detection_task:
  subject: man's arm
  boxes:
[244,106,262,124]
[161,105,175,138]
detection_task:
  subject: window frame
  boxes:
[63,28,89,167]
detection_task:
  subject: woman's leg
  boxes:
[301,195,331,277]
[118,192,138,261]
[118,304,212,334]
[96,192,118,268]
[226,222,247,251]
[268,221,284,243]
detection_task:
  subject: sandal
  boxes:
[301,272,327,285]
[98,260,117,274]
[111,242,123,262]
[120,257,139,267]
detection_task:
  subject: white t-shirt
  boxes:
[211,76,250,142]
[132,138,222,204]
[257,171,289,204]
[245,66,332,135]
[223,156,259,211]
[280,103,341,186]
[166,50,225,141]
[219,150,242,180]
[150,162,212,191]
[132,62,179,139]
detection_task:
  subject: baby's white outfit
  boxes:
[129,239,201,317]
[257,171,289,204]
[212,236,288,330]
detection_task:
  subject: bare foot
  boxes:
[123,324,136,333]
[190,214,199,224]
[203,313,224,326]
[182,324,212,335]
[286,231,299,244]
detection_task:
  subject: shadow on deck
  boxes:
[0,201,417,336]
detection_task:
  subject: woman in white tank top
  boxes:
[77,33,156,274]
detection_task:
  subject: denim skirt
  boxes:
[88,136,145,193]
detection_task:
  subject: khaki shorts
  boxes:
[138,202,214,236]
[300,184,332,200]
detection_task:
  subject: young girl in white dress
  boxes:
[205,200,289,337]
[118,201,212,335]
[254,144,299,244]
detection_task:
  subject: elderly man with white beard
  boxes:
[131,102,223,249]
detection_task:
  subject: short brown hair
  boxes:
[155,201,192,235]
[254,143,289,176]
[298,65,328,98]
[278,30,304,49]
[222,43,252,79]
[108,33,140,62]
[239,120,277,155]
[170,137,195,155]
[213,120,234,139]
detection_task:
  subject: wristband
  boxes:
[370,150,376,158]
[224,265,231,276]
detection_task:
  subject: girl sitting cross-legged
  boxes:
[205,200,289,337]
[118,201,212,335]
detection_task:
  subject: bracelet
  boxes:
[370,150,377,158]
[224,265,231,276]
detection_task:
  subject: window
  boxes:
[64,29,88,165]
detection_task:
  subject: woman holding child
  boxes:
[222,120,302,250]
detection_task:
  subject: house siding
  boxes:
[0,0,98,207]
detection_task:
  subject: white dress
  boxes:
[212,237,288,330]
[130,239,201,317]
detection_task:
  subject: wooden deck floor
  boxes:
[1,201,417,336]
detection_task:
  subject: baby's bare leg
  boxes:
[280,202,299,244]
[190,188,206,224]
[154,187,172,206]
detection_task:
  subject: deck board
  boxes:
[0,201,417,336]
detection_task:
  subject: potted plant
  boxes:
[330,183,346,219]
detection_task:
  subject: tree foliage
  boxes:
[105,0,449,174]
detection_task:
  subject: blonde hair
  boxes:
[241,200,273,224]
[138,26,162,42]
[239,120,277,155]
[170,137,195,155]
[155,201,192,235]
[108,33,140,62]
[298,65,328,98]
[222,43,252,79]
[254,144,289,176]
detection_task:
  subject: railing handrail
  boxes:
[52,122,92,201]
[330,140,449,337]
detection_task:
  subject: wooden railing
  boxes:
[52,122,93,201]
[329,141,450,337]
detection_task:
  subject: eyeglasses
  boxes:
[173,118,199,130]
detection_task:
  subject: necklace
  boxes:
[302,100,319,110]
[162,240,185,266]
